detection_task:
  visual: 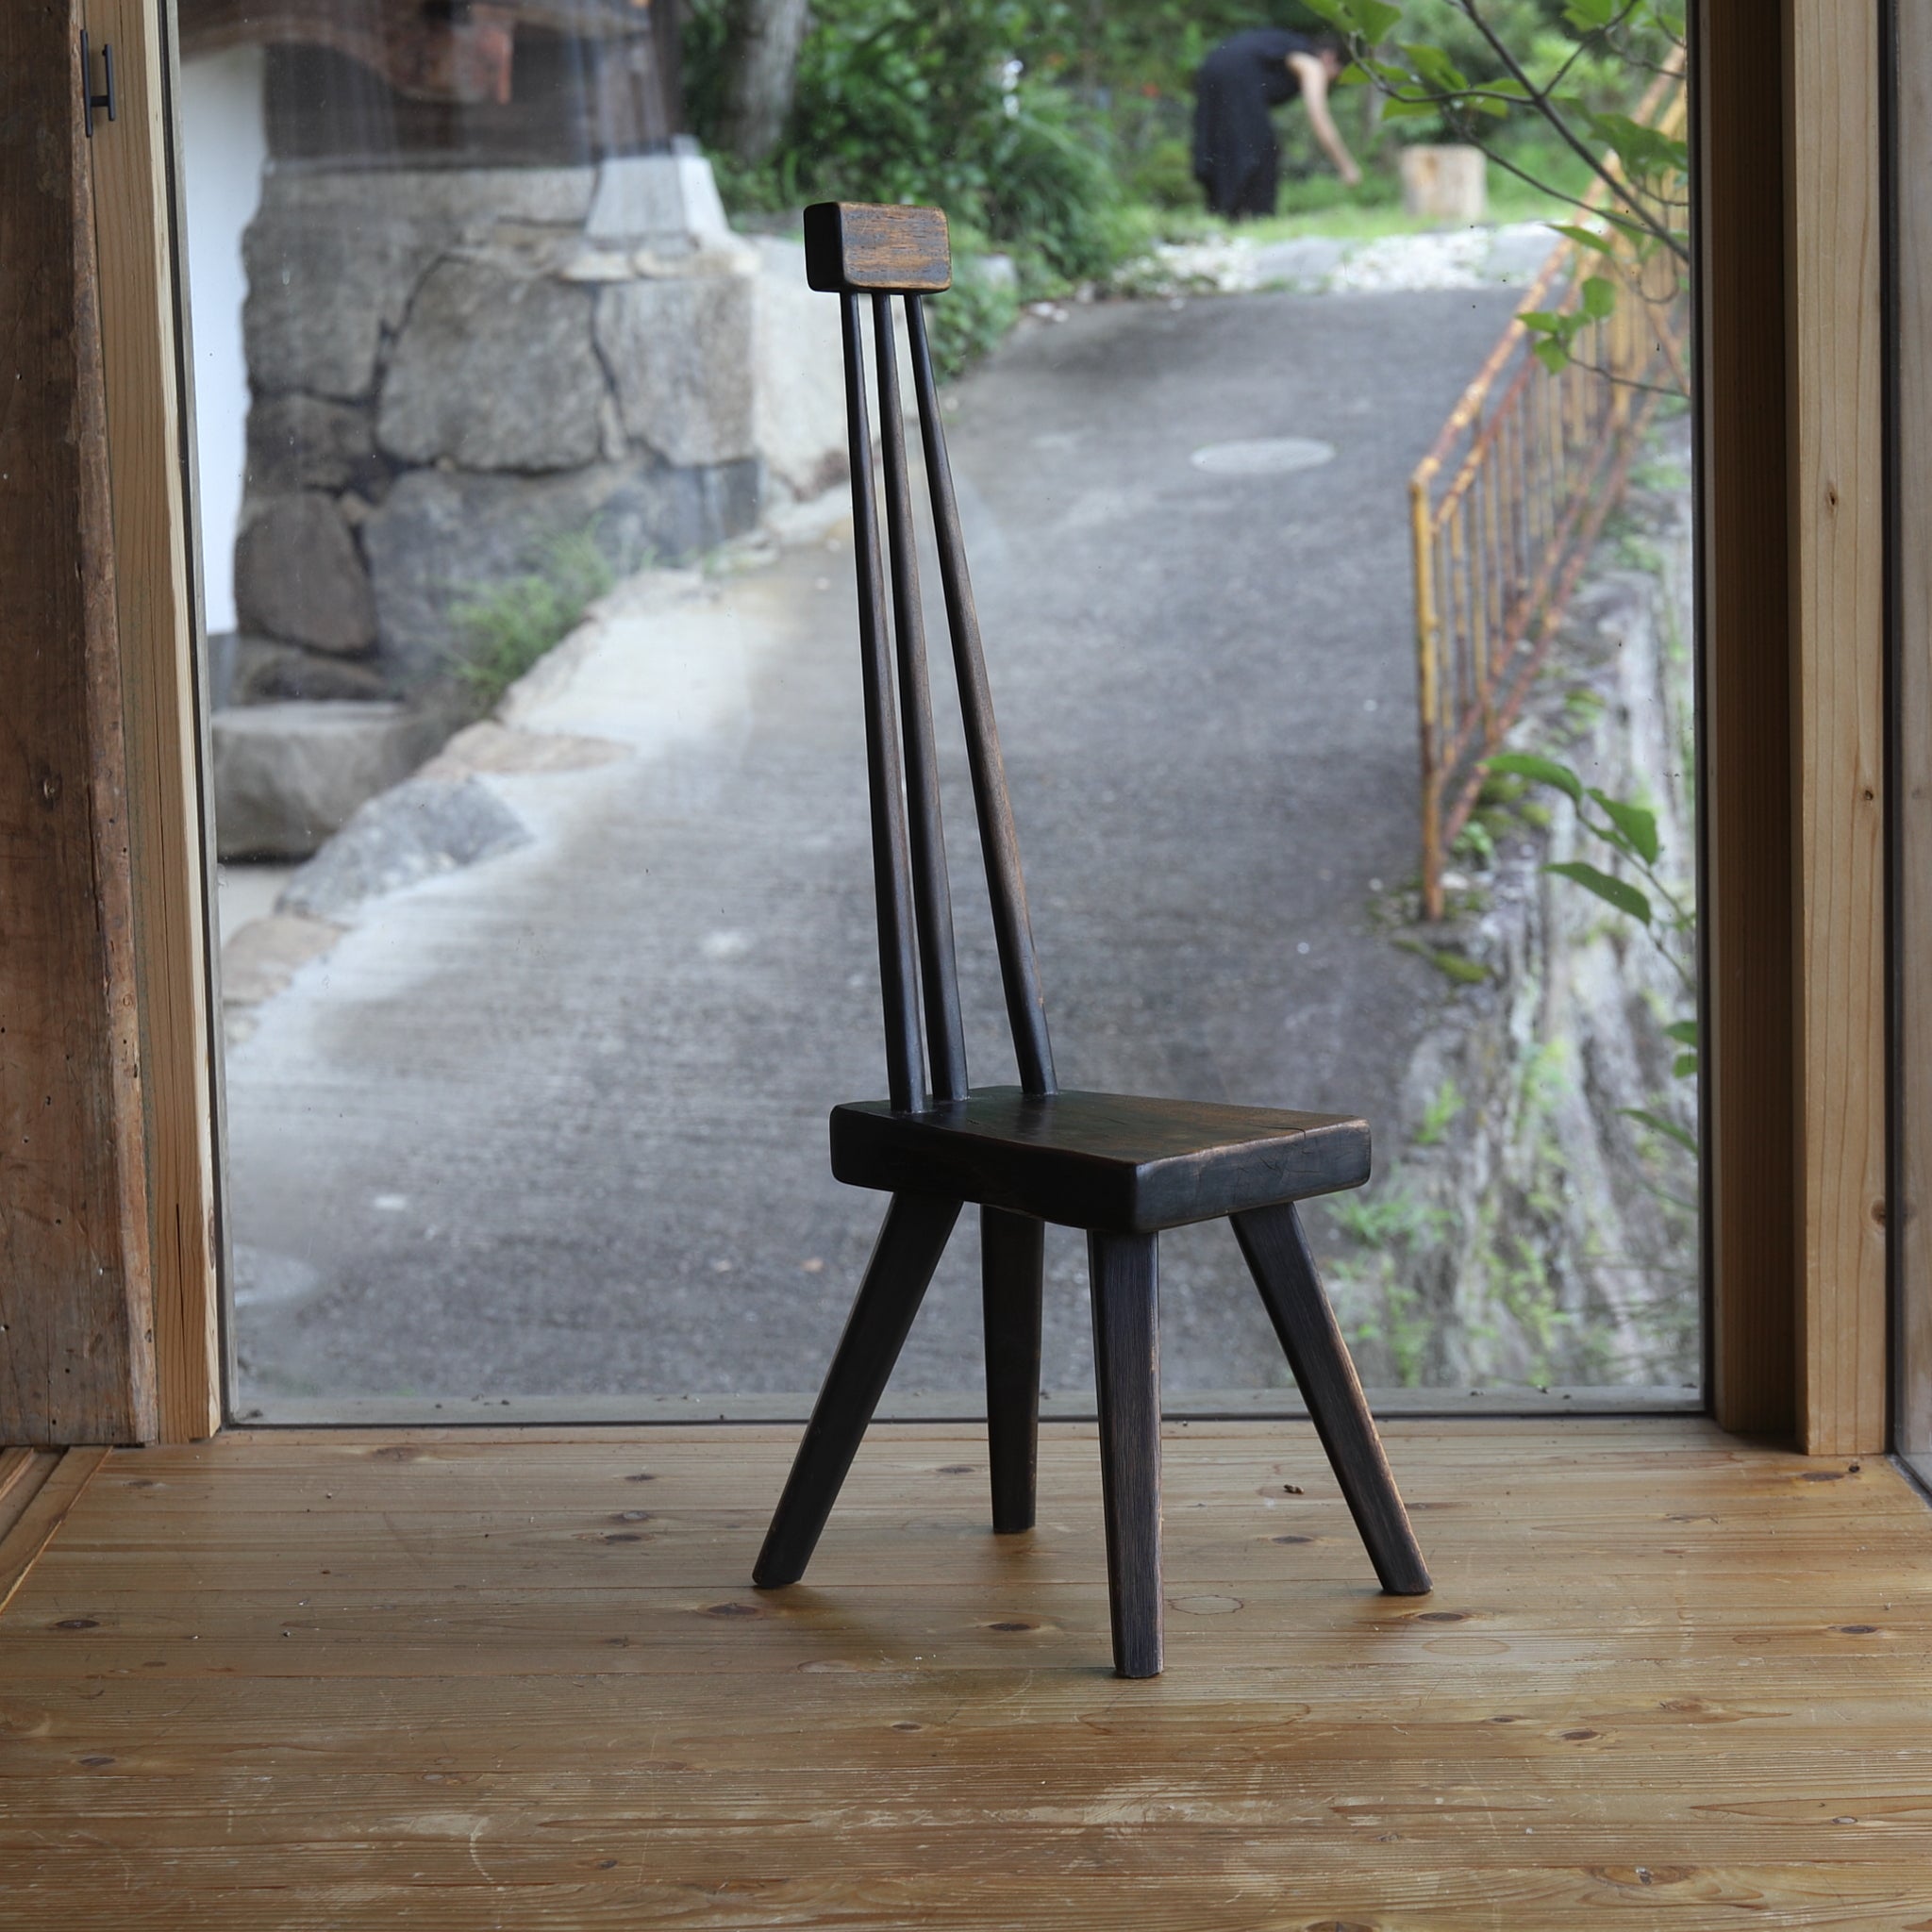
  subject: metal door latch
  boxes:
[81,31,116,138]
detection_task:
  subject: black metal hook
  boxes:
[81,32,116,139]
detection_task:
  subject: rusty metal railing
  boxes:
[1411,74,1688,921]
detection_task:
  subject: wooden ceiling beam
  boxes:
[180,3,517,104]
[175,0,658,76]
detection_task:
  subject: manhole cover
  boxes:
[1190,436,1336,475]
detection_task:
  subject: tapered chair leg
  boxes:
[1231,1202,1432,1596]
[1087,1228,1164,1678]
[982,1207,1045,1534]
[754,1193,962,1589]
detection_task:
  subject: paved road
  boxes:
[226,284,1520,1410]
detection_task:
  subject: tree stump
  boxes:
[1399,144,1488,224]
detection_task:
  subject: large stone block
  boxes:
[596,270,757,467]
[234,493,377,655]
[378,258,606,473]
[242,166,600,402]
[278,775,531,924]
[265,165,597,230]
[223,636,391,706]
[243,211,444,402]
[211,701,441,859]
[358,459,760,686]
[245,393,378,495]
[749,236,847,502]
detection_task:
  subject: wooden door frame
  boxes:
[82,0,225,1442]
[1890,0,1932,1478]
[1781,0,1889,1457]
[1,0,1893,1450]
[1698,0,1890,1455]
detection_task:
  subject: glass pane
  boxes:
[177,1,1700,1420]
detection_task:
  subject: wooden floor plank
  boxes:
[0,1447,105,1618]
[1,1423,1930,1928]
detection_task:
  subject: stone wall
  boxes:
[225,151,842,707]
[1323,422,1700,1392]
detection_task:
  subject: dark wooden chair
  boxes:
[752,202,1431,1676]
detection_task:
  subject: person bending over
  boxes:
[1192,28,1361,219]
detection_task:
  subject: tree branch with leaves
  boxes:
[1308,0,1689,387]
[1487,750,1698,1157]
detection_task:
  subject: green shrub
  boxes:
[687,0,1133,296]
[782,0,1029,213]
[983,83,1132,288]
[922,260,1022,381]
[450,532,616,708]
[1124,133,1198,210]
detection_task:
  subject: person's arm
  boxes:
[1289,54,1363,187]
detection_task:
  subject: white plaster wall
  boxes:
[179,47,267,635]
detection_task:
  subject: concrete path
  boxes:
[225,283,1520,1411]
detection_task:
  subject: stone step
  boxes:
[210,700,441,860]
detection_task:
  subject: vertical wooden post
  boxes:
[1894,0,1932,1472]
[1700,0,1798,1438]
[1785,0,1889,1456]
[79,0,224,1440]
[0,0,157,1444]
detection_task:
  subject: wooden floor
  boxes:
[3,1419,1932,1928]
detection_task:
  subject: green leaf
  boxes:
[1580,275,1619,321]
[1378,95,1439,121]
[1349,0,1404,39]
[1543,861,1652,924]
[1564,0,1619,28]
[1462,95,1509,119]
[1552,223,1614,257]
[1673,1052,1700,1079]
[1485,751,1584,804]
[1531,339,1570,374]
[1664,1020,1699,1047]
[1585,112,1689,182]
[1313,0,1403,39]
[1401,42,1469,92]
[1619,1107,1698,1155]
[1587,789,1660,863]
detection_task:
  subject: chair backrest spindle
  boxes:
[807,201,1058,1110]
[906,295,1058,1098]
[872,293,970,1105]
[838,290,925,1113]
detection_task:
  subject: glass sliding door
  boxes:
[177,2,1704,1420]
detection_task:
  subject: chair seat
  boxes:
[830,1086,1370,1234]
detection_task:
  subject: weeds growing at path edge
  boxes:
[450,532,618,710]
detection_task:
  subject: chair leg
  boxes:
[982,1206,1044,1534]
[753,1192,961,1589]
[1232,1202,1432,1596]
[1087,1228,1164,1678]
